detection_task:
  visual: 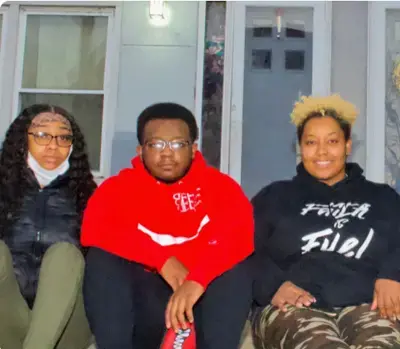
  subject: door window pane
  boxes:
[252,49,272,70]
[285,50,305,70]
[286,22,306,38]
[253,27,272,38]
[22,15,107,90]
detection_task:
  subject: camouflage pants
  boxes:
[251,304,400,349]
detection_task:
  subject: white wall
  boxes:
[111,1,199,174]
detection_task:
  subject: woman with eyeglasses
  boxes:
[0,104,96,349]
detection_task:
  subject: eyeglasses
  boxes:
[28,132,73,147]
[145,140,191,152]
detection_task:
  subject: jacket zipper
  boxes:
[35,188,44,261]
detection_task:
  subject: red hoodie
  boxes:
[81,152,254,288]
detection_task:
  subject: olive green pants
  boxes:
[0,240,92,349]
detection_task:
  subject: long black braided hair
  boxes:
[0,104,97,237]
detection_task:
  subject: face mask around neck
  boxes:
[27,146,73,187]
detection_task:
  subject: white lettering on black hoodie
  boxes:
[253,162,400,310]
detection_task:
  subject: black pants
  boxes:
[83,248,253,349]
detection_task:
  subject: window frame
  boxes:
[0,6,9,81]
[11,5,121,179]
[0,6,9,128]
[366,2,400,184]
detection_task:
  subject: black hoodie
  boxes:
[252,162,400,309]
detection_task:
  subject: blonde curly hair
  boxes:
[290,94,359,127]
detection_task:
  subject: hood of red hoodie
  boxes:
[112,151,212,245]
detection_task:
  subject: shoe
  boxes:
[160,323,196,349]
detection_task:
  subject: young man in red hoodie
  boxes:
[81,102,254,349]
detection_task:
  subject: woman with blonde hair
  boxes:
[252,95,400,348]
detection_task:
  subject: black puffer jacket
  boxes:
[3,172,81,308]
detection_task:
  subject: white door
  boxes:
[225,2,332,198]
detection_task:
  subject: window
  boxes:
[253,26,272,38]
[285,50,305,70]
[252,49,272,70]
[0,12,4,47]
[0,6,8,54]
[385,10,400,191]
[13,7,115,175]
[0,6,8,117]
[286,22,306,38]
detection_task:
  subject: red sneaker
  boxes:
[160,323,196,349]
